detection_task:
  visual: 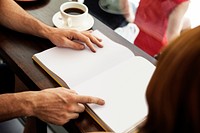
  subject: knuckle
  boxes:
[74,114,79,119]
[54,118,68,126]
[57,120,65,126]
[67,94,75,102]
[83,36,90,41]
[86,97,93,103]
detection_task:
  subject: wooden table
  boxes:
[0,0,156,132]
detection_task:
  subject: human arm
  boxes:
[166,1,190,43]
[0,87,105,125]
[0,0,103,52]
[120,0,135,22]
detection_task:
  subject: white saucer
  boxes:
[52,12,94,31]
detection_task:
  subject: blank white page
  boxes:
[33,30,134,87]
[73,56,155,133]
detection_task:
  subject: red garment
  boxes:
[134,0,188,56]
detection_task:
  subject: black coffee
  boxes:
[64,8,84,15]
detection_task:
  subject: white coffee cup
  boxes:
[60,2,88,27]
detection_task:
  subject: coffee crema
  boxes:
[64,8,84,15]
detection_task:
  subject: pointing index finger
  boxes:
[75,95,105,105]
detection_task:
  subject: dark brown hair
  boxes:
[140,26,200,133]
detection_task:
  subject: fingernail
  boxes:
[100,44,103,48]
[80,45,85,49]
[100,99,105,105]
[92,49,96,53]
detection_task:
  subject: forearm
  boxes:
[167,1,189,42]
[0,0,51,39]
[0,92,34,121]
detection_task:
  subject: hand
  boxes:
[30,87,105,125]
[46,28,103,52]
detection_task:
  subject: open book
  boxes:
[32,30,155,133]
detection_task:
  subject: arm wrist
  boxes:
[0,92,36,121]
[37,24,55,39]
[14,91,37,117]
